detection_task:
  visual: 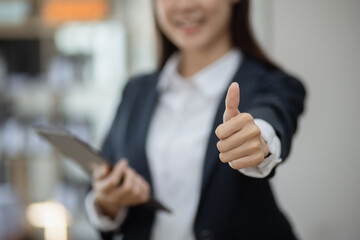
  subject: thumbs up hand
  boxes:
[215,83,269,170]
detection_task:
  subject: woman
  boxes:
[86,0,306,239]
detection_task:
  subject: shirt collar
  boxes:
[157,49,242,98]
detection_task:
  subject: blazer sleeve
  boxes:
[246,71,306,166]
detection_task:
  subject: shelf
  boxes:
[0,18,56,40]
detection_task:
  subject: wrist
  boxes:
[95,195,123,220]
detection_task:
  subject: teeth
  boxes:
[181,22,200,27]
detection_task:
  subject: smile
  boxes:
[177,19,204,34]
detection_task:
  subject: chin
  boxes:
[176,37,211,53]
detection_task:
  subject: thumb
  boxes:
[223,82,240,122]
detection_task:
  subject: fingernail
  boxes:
[116,159,128,168]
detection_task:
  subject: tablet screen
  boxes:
[33,125,106,176]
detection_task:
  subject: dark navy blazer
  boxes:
[98,56,306,240]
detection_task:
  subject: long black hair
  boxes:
[155,0,280,70]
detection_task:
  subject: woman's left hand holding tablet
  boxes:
[92,159,150,219]
[215,83,269,170]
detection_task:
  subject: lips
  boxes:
[176,18,205,34]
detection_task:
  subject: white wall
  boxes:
[266,1,360,239]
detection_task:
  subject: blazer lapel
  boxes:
[127,74,159,186]
[200,57,258,197]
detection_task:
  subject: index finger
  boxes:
[93,164,110,181]
[215,114,243,139]
[102,160,128,192]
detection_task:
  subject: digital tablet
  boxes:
[33,125,105,176]
[33,125,171,213]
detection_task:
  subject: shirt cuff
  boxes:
[85,191,128,231]
[238,119,282,178]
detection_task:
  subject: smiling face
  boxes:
[155,0,237,53]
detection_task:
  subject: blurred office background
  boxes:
[0,0,359,240]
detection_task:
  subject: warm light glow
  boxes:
[42,0,108,24]
[26,201,69,240]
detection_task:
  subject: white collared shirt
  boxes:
[85,49,282,239]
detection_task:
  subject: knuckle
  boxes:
[246,124,259,138]
[134,188,140,197]
[242,113,253,122]
[254,154,264,166]
[140,192,148,202]
[144,181,150,192]
[215,126,223,139]
[248,141,259,152]
[234,114,243,125]
[132,194,140,204]
[127,168,135,176]
[110,178,118,186]
[219,153,227,163]
[248,141,260,153]
[140,192,148,203]
[254,141,262,151]
[228,161,234,169]
[229,161,239,170]
[217,141,224,152]
[122,184,132,194]
[252,125,261,136]
[139,177,147,187]
[108,194,117,203]
[112,195,121,203]
[257,151,264,159]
